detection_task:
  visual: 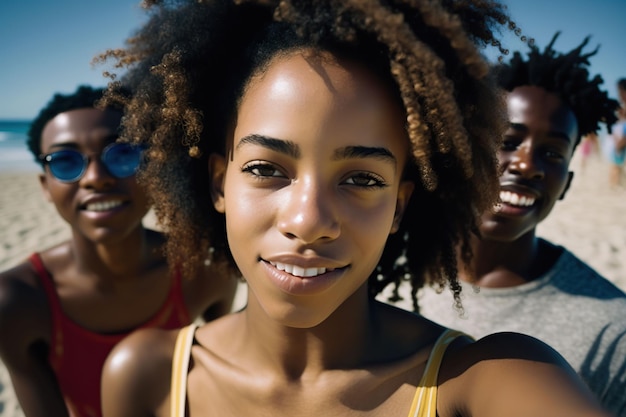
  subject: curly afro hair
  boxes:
[98,0,519,311]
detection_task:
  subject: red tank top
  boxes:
[29,253,191,417]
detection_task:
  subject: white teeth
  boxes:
[499,191,535,207]
[269,261,327,277]
[85,200,123,212]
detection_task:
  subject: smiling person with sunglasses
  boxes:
[0,85,238,417]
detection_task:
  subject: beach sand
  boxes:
[0,150,624,416]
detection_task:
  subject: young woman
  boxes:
[98,1,613,416]
[0,86,238,417]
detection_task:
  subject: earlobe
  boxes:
[390,181,415,234]
[559,171,574,200]
[38,173,53,202]
[208,153,227,213]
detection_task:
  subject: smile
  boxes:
[84,200,124,212]
[499,190,535,207]
[268,261,330,278]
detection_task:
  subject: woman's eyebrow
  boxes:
[333,146,396,165]
[236,134,300,158]
[509,122,572,143]
[236,134,397,166]
[46,133,120,150]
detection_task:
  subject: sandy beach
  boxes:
[0,150,624,416]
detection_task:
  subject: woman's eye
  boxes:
[242,162,284,178]
[344,173,387,188]
[544,149,566,161]
[501,138,519,151]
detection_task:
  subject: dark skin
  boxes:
[101,53,608,417]
[461,85,577,288]
[0,108,238,417]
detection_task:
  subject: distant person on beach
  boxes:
[609,78,626,188]
[91,2,611,416]
[579,132,599,173]
[418,33,626,415]
[0,85,238,417]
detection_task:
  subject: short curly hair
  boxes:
[495,32,619,146]
[99,0,517,311]
[27,85,124,165]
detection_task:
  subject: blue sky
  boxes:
[0,0,147,120]
[1,0,625,120]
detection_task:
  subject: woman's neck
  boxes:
[460,231,542,288]
[69,226,157,280]
[230,287,405,380]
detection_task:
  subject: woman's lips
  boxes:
[262,259,347,295]
[268,261,331,278]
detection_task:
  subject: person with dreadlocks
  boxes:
[0,85,238,417]
[418,33,626,415]
[97,2,612,416]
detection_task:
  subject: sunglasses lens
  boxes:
[46,150,86,182]
[103,143,143,178]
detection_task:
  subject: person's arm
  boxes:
[613,121,626,151]
[441,332,614,417]
[101,328,178,417]
[0,264,70,417]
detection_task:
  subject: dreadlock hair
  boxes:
[618,78,626,106]
[27,85,122,165]
[495,31,619,146]
[98,0,517,311]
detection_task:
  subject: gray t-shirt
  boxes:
[418,242,626,416]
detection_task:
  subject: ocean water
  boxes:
[0,120,40,173]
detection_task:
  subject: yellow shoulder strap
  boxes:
[170,324,198,417]
[407,329,470,417]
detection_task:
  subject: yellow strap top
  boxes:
[406,329,470,417]
[170,325,469,417]
[171,323,198,417]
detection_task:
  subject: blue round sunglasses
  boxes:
[39,142,145,183]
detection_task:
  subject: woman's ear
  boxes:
[559,171,574,200]
[208,153,227,213]
[390,180,414,234]
[38,172,53,202]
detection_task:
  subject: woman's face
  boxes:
[479,85,577,242]
[210,51,414,327]
[39,108,150,245]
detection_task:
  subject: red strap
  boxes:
[28,253,64,366]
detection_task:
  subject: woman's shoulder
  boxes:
[101,327,182,415]
[104,326,180,377]
[436,332,607,416]
[0,250,59,319]
[0,252,60,361]
[440,331,572,385]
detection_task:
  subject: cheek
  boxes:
[340,193,398,244]
[129,183,151,211]
[348,198,395,228]
[46,182,74,206]
[42,183,76,223]
[546,165,571,187]
[222,175,271,238]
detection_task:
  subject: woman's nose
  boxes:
[276,178,340,243]
[79,158,116,189]
[506,143,545,180]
